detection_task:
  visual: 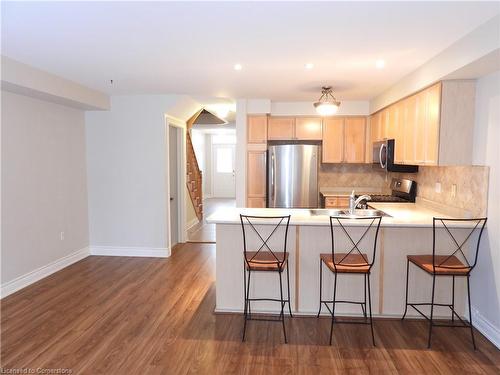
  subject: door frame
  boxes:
[165,115,187,255]
[211,142,236,198]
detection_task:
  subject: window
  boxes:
[216,147,233,173]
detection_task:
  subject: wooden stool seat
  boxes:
[245,252,289,271]
[407,254,470,275]
[320,253,370,273]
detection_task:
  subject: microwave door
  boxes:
[379,143,387,169]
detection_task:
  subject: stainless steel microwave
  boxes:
[372,139,418,173]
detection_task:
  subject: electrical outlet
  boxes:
[435,182,441,193]
[60,231,65,241]
[451,184,457,198]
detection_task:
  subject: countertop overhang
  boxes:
[206,203,477,228]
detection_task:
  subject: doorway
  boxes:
[212,144,236,198]
[168,125,181,248]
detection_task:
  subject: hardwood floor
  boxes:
[187,198,235,242]
[1,243,499,374]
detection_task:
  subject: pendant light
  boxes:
[314,86,341,116]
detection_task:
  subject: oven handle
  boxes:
[379,143,387,169]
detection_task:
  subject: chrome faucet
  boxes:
[349,190,372,214]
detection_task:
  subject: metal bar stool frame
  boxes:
[240,214,293,343]
[401,217,487,349]
[317,215,382,346]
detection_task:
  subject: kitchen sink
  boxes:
[309,209,345,216]
[309,208,391,218]
[341,209,392,218]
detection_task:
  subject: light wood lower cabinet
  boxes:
[246,150,267,207]
[324,196,350,208]
[247,197,266,208]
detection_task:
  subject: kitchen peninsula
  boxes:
[207,202,482,319]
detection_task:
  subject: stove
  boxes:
[356,178,417,205]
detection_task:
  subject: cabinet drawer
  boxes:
[324,196,350,208]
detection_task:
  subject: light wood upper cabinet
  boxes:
[344,117,366,163]
[323,117,367,164]
[295,117,323,140]
[267,117,295,140]
[247,115,267,144]
[247,150,266,197]
[268,116,322,140]
[402,95,417,164]
[322,118,344,163]
[424,83,441,165]
[370,112,381,143]
[371,81,474,166]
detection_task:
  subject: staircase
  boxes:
[185,109,205,221]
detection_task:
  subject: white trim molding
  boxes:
[90,246,170,258]
[472,307,500,349]
[0,247,90,299]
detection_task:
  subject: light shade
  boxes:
[314,86,341,116]
[314,101,339,116]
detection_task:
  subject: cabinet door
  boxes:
[370,112,381,143]
[247,151,266,197]
[424,83,441,165]
[403,95,417,164]
[393,102,405,163]
[268,117,295,140]
[336,196,350,208]
[322,118,344,163]
[324,197,338,208]
[380,109,389,140]
[414,90,427,164]
[295,117,322,140]
[344,117,366,163]
[247,197,266,208]
[247,115,267,144]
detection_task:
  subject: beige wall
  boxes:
[1,90,89,284]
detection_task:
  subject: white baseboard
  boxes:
[186,218,200,230]
[472,307,500,349]
[90,246,170,258]
[0,247,90,299]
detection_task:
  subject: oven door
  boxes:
[372,141,387,171]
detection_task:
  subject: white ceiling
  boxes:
[2,2,499,101]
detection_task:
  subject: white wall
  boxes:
[85,95,200,254]
[1,56,110,110]
[271,100,369,116]
[471,70,500,348]
[370,15,500,113]
[1,91,89,288]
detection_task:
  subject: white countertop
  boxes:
[206,203,475,228]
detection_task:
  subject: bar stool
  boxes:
[240,214,293,343]
[402,217,487,349]
[317,216,382,346]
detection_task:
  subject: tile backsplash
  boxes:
[395,165,489,217]
[319,164,389,192]
[319,164,489,217]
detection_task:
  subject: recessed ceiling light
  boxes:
[305,63,314,70]
[375,59,385,69]
[233,63,242,71]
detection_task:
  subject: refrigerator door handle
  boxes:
[270,152,275,203]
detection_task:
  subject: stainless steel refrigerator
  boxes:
[267,144,319,208]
